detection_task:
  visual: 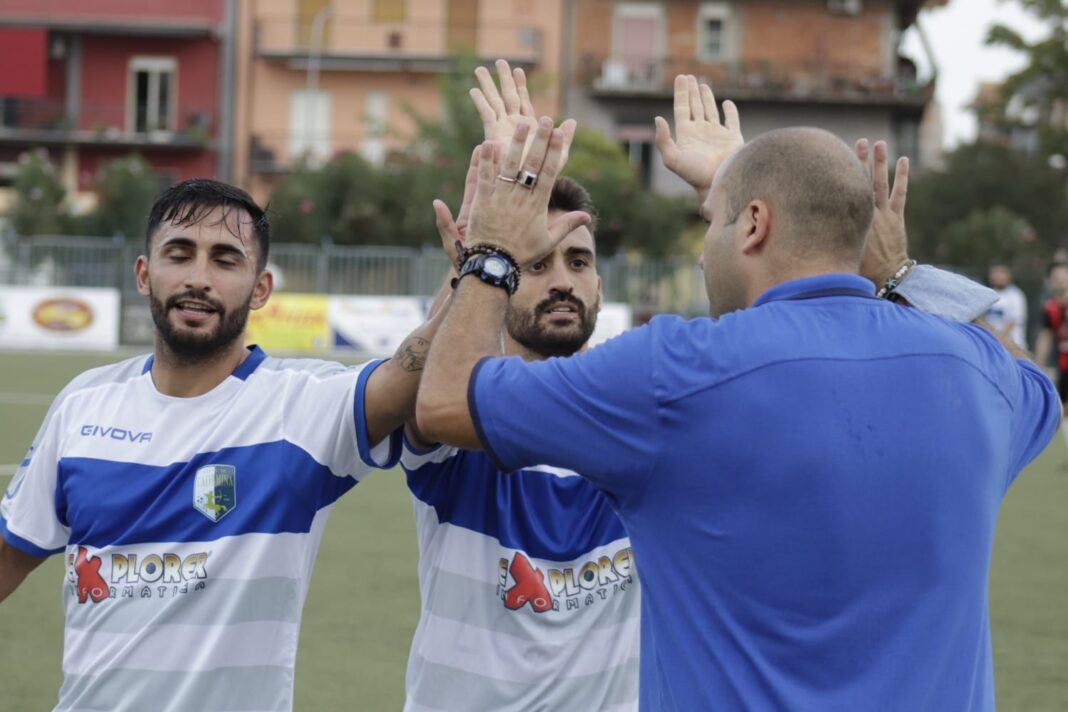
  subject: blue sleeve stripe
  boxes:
[0,515,63,558]
[20,459,30,468]
[406,452,628,561]
[469,357,512,472]
[354,359,402,469]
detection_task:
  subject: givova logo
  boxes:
[497,546,636,614]
[66,547,211,604]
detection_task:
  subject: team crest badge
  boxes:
[194,465,236,523]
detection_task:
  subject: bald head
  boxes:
[718,127,874,267]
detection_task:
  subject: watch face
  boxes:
[483,255,509,278]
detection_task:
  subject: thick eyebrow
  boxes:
[565,246,595,260]
[159,236,249,261]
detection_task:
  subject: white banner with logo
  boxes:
[326,295,633,356]
[0,285,120,351]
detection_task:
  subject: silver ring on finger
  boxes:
[497,175,518,184]
[516,170,538,189]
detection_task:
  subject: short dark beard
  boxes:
[506,292,598,358]
[149,286,251,364]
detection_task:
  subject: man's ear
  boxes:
[250,269,274,310]
[596,275,604,312]
[134,255,150,297]
[740,200,771,256]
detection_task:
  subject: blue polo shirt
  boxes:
[470,273,1060,711]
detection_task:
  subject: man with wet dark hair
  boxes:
[0,178,427,711]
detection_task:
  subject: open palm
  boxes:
[655,75,743,200]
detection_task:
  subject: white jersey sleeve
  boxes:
[274,358,401,477]
[2,387,72,556]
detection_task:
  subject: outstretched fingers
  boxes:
[547,209,592,244]
[687,75,705,122]
[532,126,567,201]
[721,100,741,135]
[699,82,719,125]
[474,65,506,117]
[499,121,532,184]
[496,59,521,115]
[889,156,909,216]
[514,68,535,118]
[673,74,690,125]
[872,140,890,210]
[653,115,676,161]
[432,199,460,261]
[518,117,554,178]
[454,147,482,232]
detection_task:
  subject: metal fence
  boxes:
[0,234,709,343]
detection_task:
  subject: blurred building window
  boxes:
[612,3,663,85]
[697,3,734,63]
[289,89,332,166]
[128,57,176,133]
[374,0,407,23]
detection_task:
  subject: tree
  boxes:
[985,0,1068,160]
[905,140,1068,267]
[90,154,160,238]
[10,148,66,236]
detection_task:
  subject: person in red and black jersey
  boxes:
[1035,262,1068,459]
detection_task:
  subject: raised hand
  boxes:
[470,59,576,165]
[855,139,910,287]
[465,117,589,267]
[654,75,743,203]
[432,147,481,271]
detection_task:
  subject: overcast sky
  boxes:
[901,0,1050,148]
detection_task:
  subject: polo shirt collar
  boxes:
[752,273,876,308]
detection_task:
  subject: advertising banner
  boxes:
[328,296,427,355]
[0,285,119,351]
[245,293,634,357]
[246,293,331,353]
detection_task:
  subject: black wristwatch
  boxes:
[458,252,520,295]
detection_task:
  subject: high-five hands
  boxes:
[654,75,743,203]
[435,60,579,271]
[470,60,576,165]
[465,118,589,268]
[855,139,910,288]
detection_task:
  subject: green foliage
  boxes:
[906,141,1068,267]
[90,154,159,238]
[266,55,695,254]
[10,149,66,236]
[984,1,1068,159]
[563,128,693,256]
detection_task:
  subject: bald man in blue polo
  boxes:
[415,78,1060,710]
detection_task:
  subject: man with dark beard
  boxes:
[400,176,641,711]
[0,179,426,711]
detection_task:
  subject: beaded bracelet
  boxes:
[453,241,521,274]
[450,242,522,292]
[876,259,918,299]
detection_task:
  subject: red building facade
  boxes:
[0,0,230,198]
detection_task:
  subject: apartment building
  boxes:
[235,0,565,203]
[562,0,947,193]
[0,0,233,208]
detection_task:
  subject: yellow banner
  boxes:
[246,293,330,353]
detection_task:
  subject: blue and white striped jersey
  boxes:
[0,346,400,712]
[401,439,640,712]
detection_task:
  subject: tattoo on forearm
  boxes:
[394,337,430,372]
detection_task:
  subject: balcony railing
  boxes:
[0,97,214,148]
[0,0,223,28]
[585,55,933,106]
[255,17,542,68]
